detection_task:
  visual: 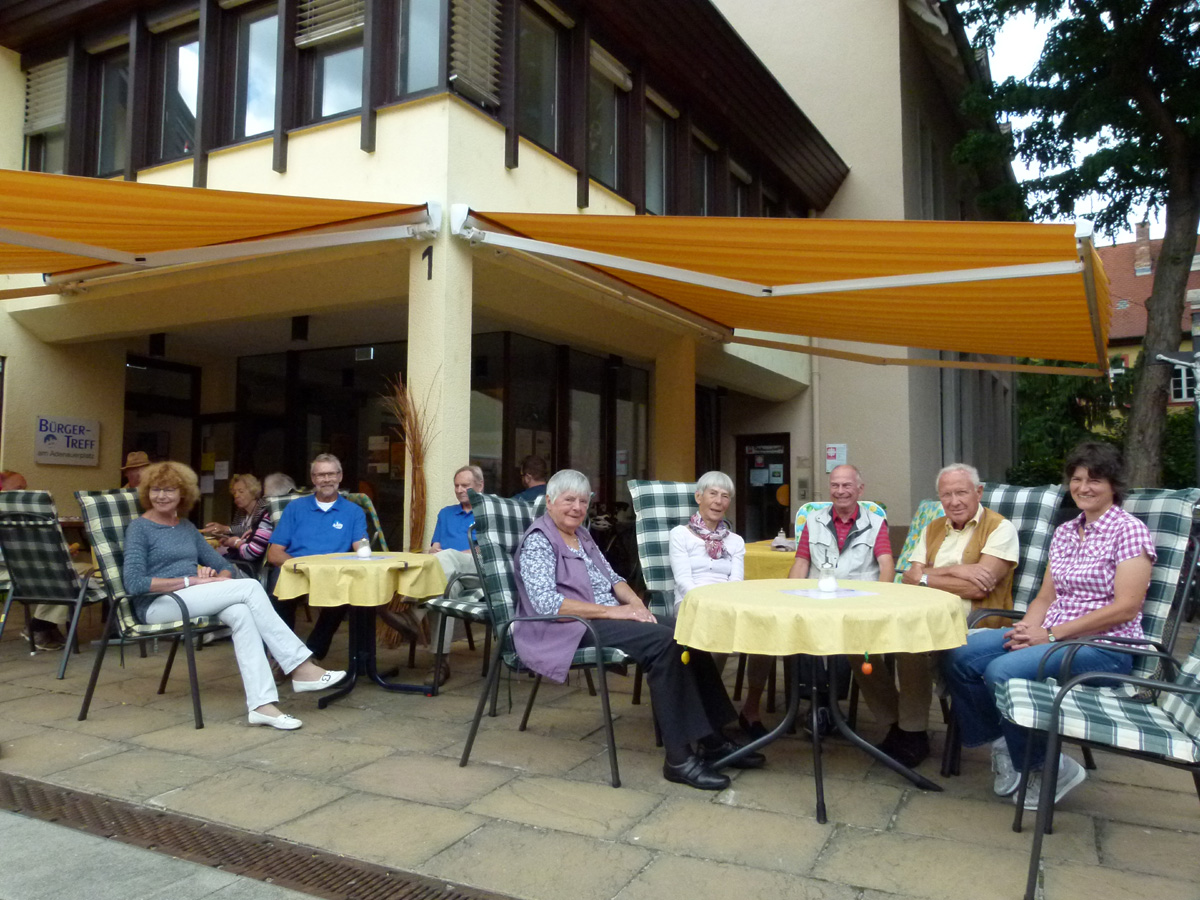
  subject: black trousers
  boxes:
[305,606,346,660]
[578,614,736,750]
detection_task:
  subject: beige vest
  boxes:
[924,506,1014,626]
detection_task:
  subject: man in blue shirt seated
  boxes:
[418,464,484,687]
[267,453,369,659]
[511,455,548,502]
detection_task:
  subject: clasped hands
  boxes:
[1003,620,1050,650]
[948,562,998,594]
[190,566,232,585]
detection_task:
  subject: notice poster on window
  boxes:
[213,461,230,480]
[200,475,215,495]
[825,443,848,473]
[768,463,783,484]
[749,467,769,487]
[367,435,390,474]
[615,449,629,476]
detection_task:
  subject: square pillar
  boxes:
[405,232,473,547]
[652,335,696,480]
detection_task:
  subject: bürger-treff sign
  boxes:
[35,416,100,466]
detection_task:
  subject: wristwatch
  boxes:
[919,574,929,587]
[1047,628,1057,643]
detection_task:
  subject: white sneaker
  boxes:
[991,739,1019,797]
[1018,753,1086,810]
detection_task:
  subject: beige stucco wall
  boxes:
[0,49,128,513]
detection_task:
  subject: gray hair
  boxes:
[263,472,296,497]
[455,464,484,487]
[546,469,591,503]
[310,453,342,475]
[936,463,981,490]
[695,470,734,498]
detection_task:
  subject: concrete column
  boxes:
[652,335,696,480]
[405,231,472,547]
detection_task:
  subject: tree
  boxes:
[957,1,1200,486]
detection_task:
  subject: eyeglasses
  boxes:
[149,487,179,495]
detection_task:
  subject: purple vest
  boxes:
[513,514,613,683]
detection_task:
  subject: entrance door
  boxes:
[735,433,791,542]
[194,414,239,528]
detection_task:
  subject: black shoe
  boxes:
[739,712,769,740]
[802,705,832,738]
[699,737,766,769]
[663,755,732,791]
[875,723,903,756]
[887,729,931,769]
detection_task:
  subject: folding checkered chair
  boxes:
[424,524,491,695]
[459,489,631,788]
[0,490,106,679]
[628,480,730,707]
[939,483,1067,774]
[993,490,1200,900]
[75,489,228,729]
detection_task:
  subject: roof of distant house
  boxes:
[1102,231,1200,342]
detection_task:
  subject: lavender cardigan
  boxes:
[513,514,615,683]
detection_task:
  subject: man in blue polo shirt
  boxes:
[268,453,368,658]
[417,464,484,686]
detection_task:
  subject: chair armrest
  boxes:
[1047,670,1200,725]
[228,560,257,579]
[966,607,1021,628]
[497,613,623,669]
[1035,637,1179,682]
[444,571,482,598]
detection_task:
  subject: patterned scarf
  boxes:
[688,513,730,560]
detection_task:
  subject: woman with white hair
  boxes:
[667,471,766,737]
[514,469,763,790]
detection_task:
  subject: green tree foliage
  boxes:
[1006,363,1132,485]
[1160,407,1197,489]
[958,1,1200,486]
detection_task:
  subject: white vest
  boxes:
[806,505,886,581]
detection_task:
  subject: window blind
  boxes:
[295,0,365,48]
[449,0,501,108]
[24,58,67,136]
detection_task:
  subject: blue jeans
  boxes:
[942,628,1132,769]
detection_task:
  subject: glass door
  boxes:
[735,433,791,542]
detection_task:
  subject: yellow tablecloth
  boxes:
[743,539,796,580]
[274,552,447,607]
[675,578,967,657]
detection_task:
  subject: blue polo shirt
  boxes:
[431,503,474,551]
[270,495,368,557]
[511,483,546,502]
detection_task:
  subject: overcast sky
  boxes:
[987,12,1161,242]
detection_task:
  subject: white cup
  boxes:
[356,545,372,559]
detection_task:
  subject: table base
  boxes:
[317,607,430,708]
[711,655,941,823]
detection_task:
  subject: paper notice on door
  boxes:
[768,463,783,484]
[213,461,230,480]
[200,475,214,494]
[749,467,769,486]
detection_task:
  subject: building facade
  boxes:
[0,0,1014,543]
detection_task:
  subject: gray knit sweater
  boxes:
[122,517,232,621]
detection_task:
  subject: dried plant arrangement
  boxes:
[378,372,440,649]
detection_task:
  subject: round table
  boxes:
[742,540,797,581]
[274,552,448,702]
[676,578,967,821]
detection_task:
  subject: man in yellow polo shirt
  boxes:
[888,463,1018,767]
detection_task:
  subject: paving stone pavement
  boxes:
[0,613,1196,900]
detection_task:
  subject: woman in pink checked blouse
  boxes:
[942,442,1155,810]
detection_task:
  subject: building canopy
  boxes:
[0,170,434,278]
[455,208,1110,375]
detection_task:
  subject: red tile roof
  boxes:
[1100,235,1200,341]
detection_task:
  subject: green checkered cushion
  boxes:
[894,498,944,579]
[76,489,218,636]
[343,492,388,550]
[996,666,1200,763]
[627,480,698,616]
[424,595,489,622]
[1160,632,1200,742]
[1121,488,1200,674]
[265,493,304,527]
[978,483,1066,611]
[0,491,104,606]
[467,490,629,672]
[794,500,886,539]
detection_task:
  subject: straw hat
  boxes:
[121,451,151,471]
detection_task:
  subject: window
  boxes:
[233,7,278,139]
[1108,356,1127,381]
[296,0,365,121]
[587,44,629,191]
[644,102,670,215]
[23,58,67,173]
[516,4,562,152]
[96,51,130,175]
[691,137,715,215]
[730,161,751,216]
[401,0,442,95]
[157,29,200,161]
[1171,366,1195,403]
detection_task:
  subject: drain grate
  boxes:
[0,774,513,900]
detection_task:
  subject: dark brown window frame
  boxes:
[147,23,201,167]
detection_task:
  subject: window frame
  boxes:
[89,46,131,178]
[149,23,201,165]
[396,0,445,100]
[515,1,568,156]
[223,2,280,144]
[585,44,629,193]
[1170,366,1196,404]
[299,32,366,123]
